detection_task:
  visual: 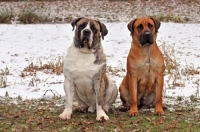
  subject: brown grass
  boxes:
[22,56,64,77]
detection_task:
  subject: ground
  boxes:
[0,0,200,131]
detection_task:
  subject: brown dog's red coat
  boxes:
[119,17,165,116]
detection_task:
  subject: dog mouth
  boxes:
[139,35,154,46]
[82,37,92,49]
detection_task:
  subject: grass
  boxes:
[159,42,200,92]
[0,7,14,24]
[22,56,64,76]
[0,1,198,24]
[0,97,199,131]
[0,3,49,24]
[0,0,56,1]
[17,7,42,24]
[150,13,186,23]
[17,3,51,24]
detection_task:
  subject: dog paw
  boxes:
[59,113,71,120]
[129,111,139,117]
[155,109,164,116]
[59,110,72,120]
[119,105,129,112]
[155,105,164,116]
[88,106,95,113]
[96,113,109,121]
[129,108,139,116]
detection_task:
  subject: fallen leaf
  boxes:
[26,116,33,123]
[145,117,151,122]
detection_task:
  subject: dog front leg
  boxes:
[95,98,109,121]
[93,65,109,121]
[129,76,139,116]
[59,78,74,120]
[155,73,164,115]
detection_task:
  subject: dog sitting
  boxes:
[59,17,118,121]
[119,17,165,116]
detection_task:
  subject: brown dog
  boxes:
[119,17,165,116]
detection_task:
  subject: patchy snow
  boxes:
[0,22,200,100]
[1,0,200,23]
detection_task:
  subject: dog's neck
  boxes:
[131,41,156,64]
[76,45,96,54]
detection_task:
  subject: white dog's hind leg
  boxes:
[88,105,95,113]
[103,78,118,112]
[59,78,74,120]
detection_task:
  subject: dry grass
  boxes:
[160,42,184,88]
[0,2,49,24]
[107,65,126,77]
[0,66,10,76]
[159,42,200,97]
[0,62,10,88]
[150,13,186,23]
[21,56,64,77]
[0,7,14,24]
[0,76,7,88]
[0,0,199,24]
[17,7,42,24]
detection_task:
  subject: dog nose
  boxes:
[144,31,150,36]
[83,29,91,35]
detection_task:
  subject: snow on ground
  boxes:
[0,22,200,100]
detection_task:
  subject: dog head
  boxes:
[71,17,108,51]
[127,17,160,47]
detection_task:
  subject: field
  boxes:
[0,96,200,131]
[0,0,200,131]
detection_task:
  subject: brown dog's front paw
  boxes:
[129,111,139,116]
[129,108,139,116]
[119,105,129,112]
[155,108,164,116]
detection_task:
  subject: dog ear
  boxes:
[150,17,161,33]
[71,17,84,31]
[97,21,108,40]
[127,19,137,36]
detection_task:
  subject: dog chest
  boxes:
[135,59,161,85]
[64,45,104,87]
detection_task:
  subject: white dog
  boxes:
[59,17,118,121]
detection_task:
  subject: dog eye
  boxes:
[148,23,153,28]
[91,25,96,30]
[91,25,97,32]
[137,24,143,30]
[80,23,86,28]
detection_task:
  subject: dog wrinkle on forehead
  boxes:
[77,20,99,28]
[90,21,100,28]
[77,18,89,25]
[136,18,153,26]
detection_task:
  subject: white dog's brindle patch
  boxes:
[59,17,117,121]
